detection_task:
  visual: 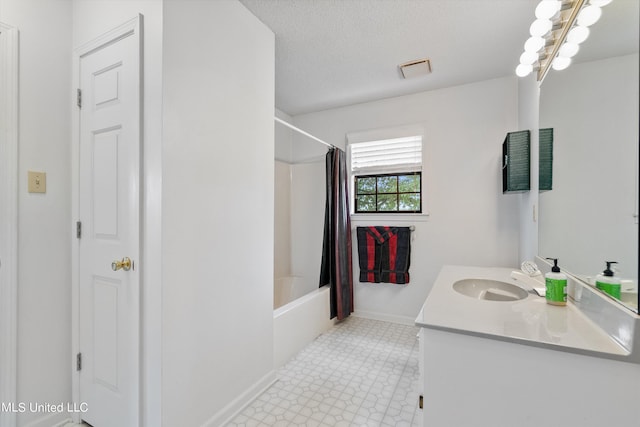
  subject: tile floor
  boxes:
[227,316,422,427]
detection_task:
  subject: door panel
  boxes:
[93,129,120,238]
[78,22,140,427]
[92,276,119,390]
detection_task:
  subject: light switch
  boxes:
[28,171,46,193]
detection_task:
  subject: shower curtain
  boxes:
[319,147,353,321]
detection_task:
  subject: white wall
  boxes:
[7,2,274,426]
[0,1,72,426]
[539,54,639,280]
[292,77,521,323]
[162,1,275,426]
[71,1,164,424]
[517,74,540,264]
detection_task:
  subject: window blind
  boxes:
[350,136,422,175]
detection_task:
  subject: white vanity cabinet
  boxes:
[416,266,640,427]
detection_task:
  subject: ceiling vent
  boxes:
[399,59,432,79]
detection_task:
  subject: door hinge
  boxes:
[77,88,82,108]
[76,352,82,371]
[76,221,82,239]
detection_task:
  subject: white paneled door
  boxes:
[77,18,141,427]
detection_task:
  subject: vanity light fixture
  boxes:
[515,0,612,81]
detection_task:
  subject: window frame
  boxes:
[353,171,422,214]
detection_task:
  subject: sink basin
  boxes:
[453,279,529,302]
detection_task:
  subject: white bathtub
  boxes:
[273,285,335,368]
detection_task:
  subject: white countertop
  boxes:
[415,265,629,358]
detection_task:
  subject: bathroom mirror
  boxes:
[539,0,639,312]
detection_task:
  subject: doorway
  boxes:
[72,16,142,426]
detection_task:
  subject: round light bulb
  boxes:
[577,5,602,26]
[552,56,571,71]
[589,0,612,7]
[530,19,552,37]
[524,36,546,53]
[535,0,561,19]
[520,51,539,65]
[558,42,580,58]
[516,63,533,77]
[566,25,590,44]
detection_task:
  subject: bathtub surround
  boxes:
[274,161,292,283]
[274,276,304,309]
[320,148,354,320]
[273,158,326,307]
[274,110,328,308]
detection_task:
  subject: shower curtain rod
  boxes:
[274,116,336,149]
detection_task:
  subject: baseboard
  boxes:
[22,413,70,427]
[352,310,416,326]
[202,370,277,427]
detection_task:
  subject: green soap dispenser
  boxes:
[595,261,621,300]
[545,258,567,306]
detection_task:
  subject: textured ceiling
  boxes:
[239,0,639,116]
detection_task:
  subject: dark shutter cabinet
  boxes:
[502,130,530,193]
[539,128,553,192]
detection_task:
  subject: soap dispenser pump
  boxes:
[595,261,621,300]
[545,258,567,306]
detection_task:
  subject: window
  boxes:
[349,135,423,214]
[355,172,421,213]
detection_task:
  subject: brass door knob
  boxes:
[111,257,132,272]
